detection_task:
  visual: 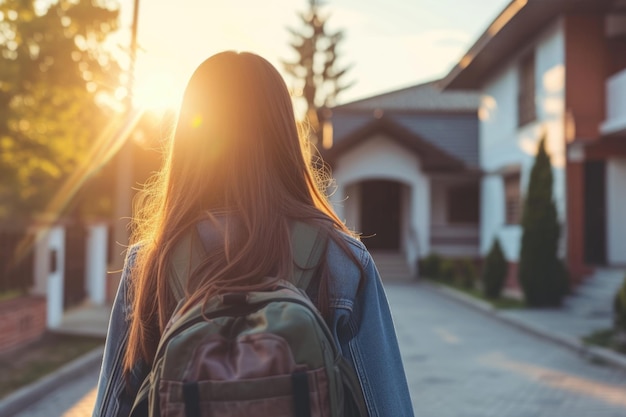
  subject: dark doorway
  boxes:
[584,160,606,265]
[360,180,401,250]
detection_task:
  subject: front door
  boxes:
[360,180,401,251]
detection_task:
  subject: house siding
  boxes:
[564,14,611,280]
[479,18,567,262]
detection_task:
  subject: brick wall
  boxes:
[0,296,46,355]
[505,262,519,290]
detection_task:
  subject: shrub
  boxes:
[482,238,508,299]
[439,259,456,282]
[456,257,477,289]
[615,276,626,332]
[518,136,568,306]
[419,253,443,279]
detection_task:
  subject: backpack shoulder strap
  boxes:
[168,230,206,302]
[291,222,327,290]
[169,221,327,300]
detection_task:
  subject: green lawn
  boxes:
[583,329,626,355]
[0,332,104,399]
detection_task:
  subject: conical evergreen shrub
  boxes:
[518,136,568,306]
[614,276,626,332]
[482,238,508,299]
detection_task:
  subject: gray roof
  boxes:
[330,110,479,168]
[329,80,479,168]
[336,80,481,112]
[392,113,479,167]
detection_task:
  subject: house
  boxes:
[324,81,481,277]
[440,0,626,285]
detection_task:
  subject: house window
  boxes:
[504,172,521,225]
[447,184,479,224]
[518,53,536,127]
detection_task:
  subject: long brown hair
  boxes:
[124,51,359,375]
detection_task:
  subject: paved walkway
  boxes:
[391,282,626,416]
[56,302,111,338]
[423,274,626,371]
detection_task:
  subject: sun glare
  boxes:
[132,71,183,111]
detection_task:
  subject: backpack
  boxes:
[130,222,368,417]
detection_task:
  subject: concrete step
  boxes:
[370,252,413,281]
[570,285,622,301]
[561,267,625,319]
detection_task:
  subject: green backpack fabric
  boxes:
[130,222,368,417]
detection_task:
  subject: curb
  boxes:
[0,345,104,417]
[419,280,626,373]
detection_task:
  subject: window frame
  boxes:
[517,52,536,127]
[503,171,522,226]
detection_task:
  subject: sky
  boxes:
[113,0,511,110]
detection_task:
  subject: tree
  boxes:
[0,0,122,219]
[615,276,626,333]
[282,0,353,144]
[482,238,507,299]
[518,136,568,306]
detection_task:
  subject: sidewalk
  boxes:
[421,279,626,372]
[0,303,110,417]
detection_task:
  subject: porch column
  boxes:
[607,159,626,264]
[412,176,430,257]
[332,182,346,222]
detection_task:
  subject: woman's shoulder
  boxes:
[330,230,371,267]
[324,229,373,304]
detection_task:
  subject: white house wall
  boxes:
[332,133,430,262]
[607,158,626,265]
[479,18,566,261]
[342,183,361,233]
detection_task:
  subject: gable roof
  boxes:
[326,80,480,171]
[328,109,479,169]
[441,0,618,90]
[323,113,472,172]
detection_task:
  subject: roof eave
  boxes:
[441,0,617,91]
[441,0,528,90]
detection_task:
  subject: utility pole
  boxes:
[110,0,140,298]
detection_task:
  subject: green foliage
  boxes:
[419,253,443,279]
[482,238,508,299]
[518,136,568,306]
[615,276,626,332]
[0,0,122,219]
[282,0,353,141]
[439,259,456,282]
[420,255,476,288]
[456,257,478,289]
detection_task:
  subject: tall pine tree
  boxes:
[518,136,568,306]
[282,0,353,145]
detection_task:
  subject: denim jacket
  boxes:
[93,223,415,417]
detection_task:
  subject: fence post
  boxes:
[32,227,48,297]
[86,223,108,306]
[46,226,65,328]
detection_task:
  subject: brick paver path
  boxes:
[15,282,626,417]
